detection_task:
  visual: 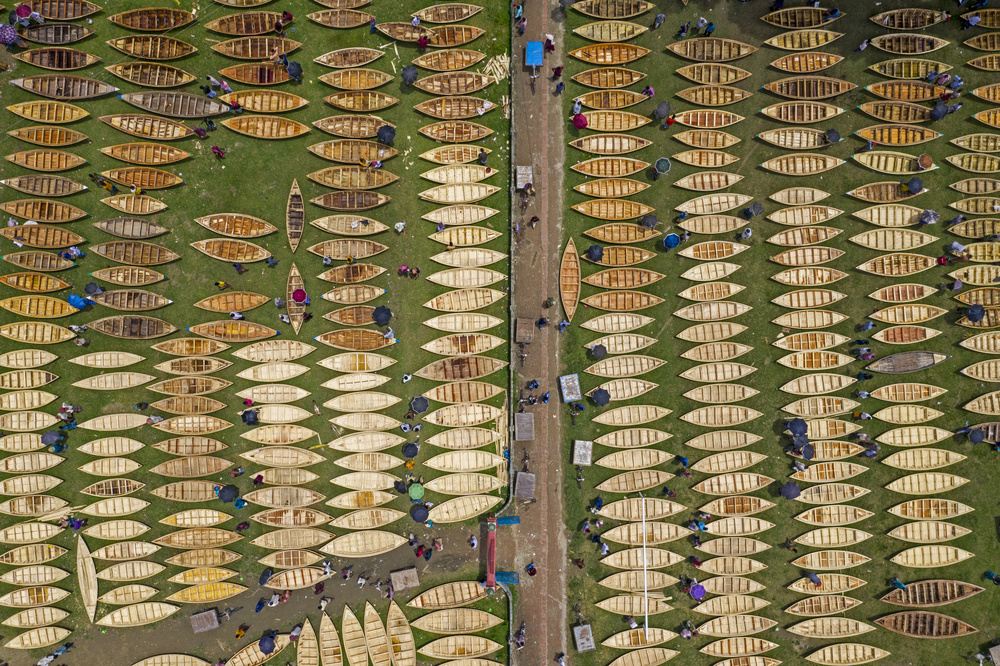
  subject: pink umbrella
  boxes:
[292,289,307,303]
[0,24,18,44]
[572,113,588,130]
[15,4,31,17]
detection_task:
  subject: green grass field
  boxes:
[0,0,512,658]
[559,2,1000,664]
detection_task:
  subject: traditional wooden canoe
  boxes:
[677,84,752,107]
[573,19,646,43]
[102,143,189,167]
[105,35,195,61]
[5,148,86,173]
[848,181,923,203]
[856,125,941,148]
[764,76,855,100]
[761,153,843,176]
[8,102,87,128]
[764,29,842,50]
[218,62,291,86]
[871,32,949,54]
[119,92,228,119]
[761,101,844,125]
[10,73,115,101]
[211,36,301,60]
[674,109,743,129]
[100,114,195,141]
[568,42,650,65]
[403,584,488,612]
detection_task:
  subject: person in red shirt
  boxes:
[662,113,677,130]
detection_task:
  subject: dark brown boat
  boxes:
[219,62,291,86]
[875,611,977,638]
[12,47,100,70]
[867,351,949,374]
[287,180,304,254]
[7,126,87,147]
[0,175,86,197]
[22,22,94,44]
[91,241,179,266]
[106,35,196,60]
[108,7,194,31]
[26,0,102,20]
[211,37,301,60]
[89,315,177,339]
[119,92,229,119]
[881,580,984,607]
[310,191,390,211]
[10,74,118,100]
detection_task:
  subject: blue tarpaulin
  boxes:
[495,571,520,584]
[526,41,543,67]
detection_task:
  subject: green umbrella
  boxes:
[408,483,424,500]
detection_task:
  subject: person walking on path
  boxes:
[855,38,869,52]
[652,13,664,28]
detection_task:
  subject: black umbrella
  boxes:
[401,65,419,85]
[825,129,841,143]
[801,443,815,461]
[241,410,259,425]
[748,201,764,217]
[411,504,429,522]
[970,429,986,444]
[41,431,61,445]
[402,442,419,458]
[930,102,948,121]
[259,635,276,655]
[560,0,575,6]
[793,434,809,447]
[968,303,986,323]
[654,101,671,119]
[8,10,17,24]
[788,418,808,436]
[84,282,101,295]
[286,61,302,81]
[592,388,610,406]
[259,568,273,586]
[904,177,923,194]
[639,214,658,229]
[394,480,408,494]
[591,344,607,360]
[376,125,396,145]
[780,481,801,499]
[587,245,604,261]
[219,484,239,503]
[411,396,429,413]
[372,305,392,325]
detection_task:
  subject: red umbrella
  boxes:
[292,289,306,303]
[572,113,588,129]
[15,4,31,17]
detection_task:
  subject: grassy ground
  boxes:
[559,1,1000,664]
[0,0,511,659]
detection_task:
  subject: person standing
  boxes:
[652,13,665,29]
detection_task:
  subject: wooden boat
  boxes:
[1,174,85,199]
[569,134,651,155]
[211,36,301,59]
[761,154,843,176]
[7,100,87,124]
[666,37,755,62]
[763,6,842,27]
[672,149,738,169]
[93,218,168,240]
[218,62,291,86]
[804,644,889,665]
[871,33,949,54]
[109,7,193,30]
[796,483,870,504]
[193,214,276,239]
[101,166,183,190]
[568,42,650,64]
[105,62,195,88]
[100,114,195,141]
[758,128,837,152]
[875,610,977,638]
[856,124,940,147]
[119,92,228,119]
[191,239,269,263]
[892,546,975,568]
[881,579,983,607]
[100,194,167,215]
[6,148,85,173]
[765,29,843,51]
[771,51,843,73]
[761,101,844,124]
[573,20,646,43]
[848,181,923,203]
[674,109,743,129]
[106,35,196,60]
[222,116,310,140]
[21,22,95,44]
[90,241,178,266]
[764,76,855,100]
[792,550,871,571]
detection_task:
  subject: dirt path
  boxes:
[507,2,569,663]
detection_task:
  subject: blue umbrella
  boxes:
[970,429,986,444]
[41,431,61,445]
[591,344,607,359]
[663,233,680,249]
[780,481,801,499]
[904,177,923,194]
[372,305,392,325]
[968,304,986,323]
[259,568,273,586]
[410,396,429,413]
[587,245,604,261]
[690,584,706,600]
[402,442,419,458]
[258,635,276,655]
[411,504,429,522]
[592,388,611,406]
[788,419,808,436]
[801,443,815,460]
[218,484,239,503]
